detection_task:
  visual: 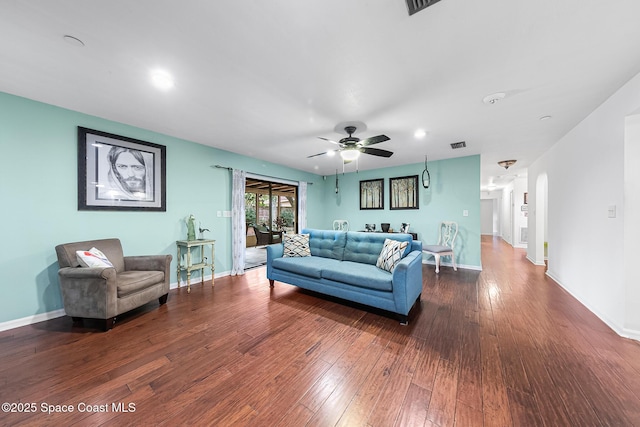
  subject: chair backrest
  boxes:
[437,221,458,249]
[333,219,349,231]
[55,238,125,272]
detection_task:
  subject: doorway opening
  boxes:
[244,178,298,269]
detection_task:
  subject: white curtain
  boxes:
[298,181,307,231]
[231,169,246,275]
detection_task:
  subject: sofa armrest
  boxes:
[124,254,172,272]
[266,243,284,279]
[391,250,424,315]
[57,267,118,318]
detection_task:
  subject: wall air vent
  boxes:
[406,0,443,16]
[450,141,466,149]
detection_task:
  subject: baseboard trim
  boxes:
[526,255,546,266]
[172,270,230,289]
[1,271,234,333]
[545,270,640,342]
[0,309,66,333]
[421,260,482,271]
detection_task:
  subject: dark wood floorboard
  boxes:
[1,236,640,426]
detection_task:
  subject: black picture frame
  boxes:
[78,127,166,211]
[360,178,384,210]
[390,175,419,210]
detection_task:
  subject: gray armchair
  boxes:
[55,238,172,331]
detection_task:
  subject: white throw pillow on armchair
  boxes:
[76,247,114,268]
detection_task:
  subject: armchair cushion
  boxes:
[117,270,165,297]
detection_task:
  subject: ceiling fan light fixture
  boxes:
[498,159,517,169]
[340,149,360,161]
[326,150,336,157]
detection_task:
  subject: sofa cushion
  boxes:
[283,233,311,257]
[117,270,165,297]
[376,239,409,272]
[303,229,347,260]
[272,256,341,279]
[321,261,393,292]
[343,232,412,265]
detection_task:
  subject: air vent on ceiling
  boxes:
[406,0,443,16]
[450,141,466,149]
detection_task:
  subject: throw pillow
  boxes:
[283,233,311,258]
[376,238,409,272]
[76,247,114,268]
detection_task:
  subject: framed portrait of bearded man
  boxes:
[78,127,166,211]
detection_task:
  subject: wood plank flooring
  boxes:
[1,236,640,426]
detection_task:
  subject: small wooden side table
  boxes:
[176,239,215,293]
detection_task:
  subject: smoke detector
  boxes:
[483,92,506,105]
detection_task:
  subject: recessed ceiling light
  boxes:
[63,35,84,47]
[539,115,552,121]
[150,69,174,90]
[482,92,506,105]
[414,129,427,139]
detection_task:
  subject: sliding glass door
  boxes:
[245,178,297,247]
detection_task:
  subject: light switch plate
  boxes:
[463,210,469,217]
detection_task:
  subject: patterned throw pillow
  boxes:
[76,247,114,268]
[376,239,409,272]
[283,234,311,257]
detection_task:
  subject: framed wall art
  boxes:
[390,175,419,210]
[78,127,166,211]
[360,178,384,210]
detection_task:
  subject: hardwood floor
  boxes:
[2,236,640,426]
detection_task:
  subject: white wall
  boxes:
[499,178,528,248]
[480,199,494,235]
[481,190,502,237]
[624,112,640,332]
[512,177,528,249]
[528,71,640,339]
[501,185,513,245]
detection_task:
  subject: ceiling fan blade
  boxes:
[359,134,390,146]
[307,151,330,158]
[361,147,394,158]
[318,136,340,145]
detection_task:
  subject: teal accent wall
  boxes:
[0,92,323,323]
[319,156,481,268]
[0,91,481,325]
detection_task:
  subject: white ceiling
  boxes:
[2,1,640,190]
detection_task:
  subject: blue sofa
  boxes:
[266,229,423,324]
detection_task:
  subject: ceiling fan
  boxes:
[308,126,393,162]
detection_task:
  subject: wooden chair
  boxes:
[423,221,458,273]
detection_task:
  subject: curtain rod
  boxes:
[212,165,313,185]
